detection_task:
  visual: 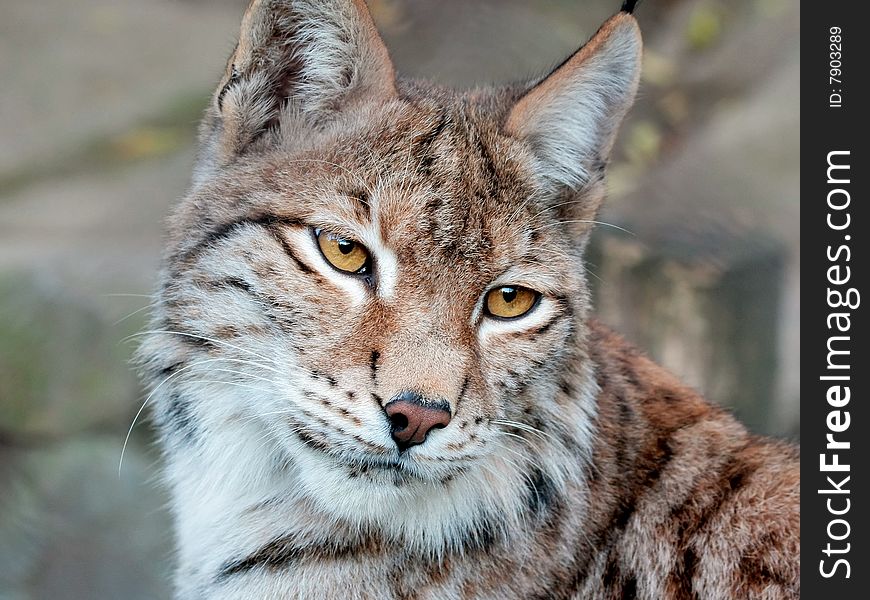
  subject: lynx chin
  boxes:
[136,0,799,598]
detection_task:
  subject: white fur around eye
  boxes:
[354,220,399,301]
[288,225,399,305]
[477,296,556,343]
[290,228,371,306]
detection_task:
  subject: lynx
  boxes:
[137,0,800,598]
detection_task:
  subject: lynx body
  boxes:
[137,1,800,598]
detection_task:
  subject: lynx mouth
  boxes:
[286,419,461,484]
[340,454,427,486]
[347,452,414,473]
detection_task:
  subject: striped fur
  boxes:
[137,1,799,598]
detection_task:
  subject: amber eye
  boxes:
[484,286,539,320]
[315,229,371,274]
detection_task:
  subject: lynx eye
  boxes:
[485,286,539,320]
[315,229,371,274]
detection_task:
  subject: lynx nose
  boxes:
[385,392,452,451]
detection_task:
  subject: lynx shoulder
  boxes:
[136,1,799,598]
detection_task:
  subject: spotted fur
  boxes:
[137,1,799,598]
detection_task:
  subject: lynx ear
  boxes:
[200,0,395,171]
[505,12,641,192]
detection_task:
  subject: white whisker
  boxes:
[529,219,635,235]
[113,303,155,326]
[103,293,155,299]
[185,380,275,395]
[119,356,237,476]
[491,432,548,474]
[491,419,556,442]
[127,330,282,373]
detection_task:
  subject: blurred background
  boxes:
[0,0,798,597]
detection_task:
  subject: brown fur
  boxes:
[138,2,799,598]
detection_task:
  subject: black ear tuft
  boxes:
[621,0,640,14]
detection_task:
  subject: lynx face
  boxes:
[140,0,640,557]
[154,117,584,537]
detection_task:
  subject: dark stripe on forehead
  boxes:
[341,188,371,220]
[474,133,499,188]
[416,110,451,156]
[414,109,451,175]
[418,110,450,150]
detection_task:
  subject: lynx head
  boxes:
[139,0,641,554]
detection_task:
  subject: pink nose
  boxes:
[385,392,452,450]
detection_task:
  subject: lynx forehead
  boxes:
[137,1,799,598]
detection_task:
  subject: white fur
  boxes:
[367,237,399,302]
[511,18,641,191]
[155,372,597,597]
[477,295,558,342]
